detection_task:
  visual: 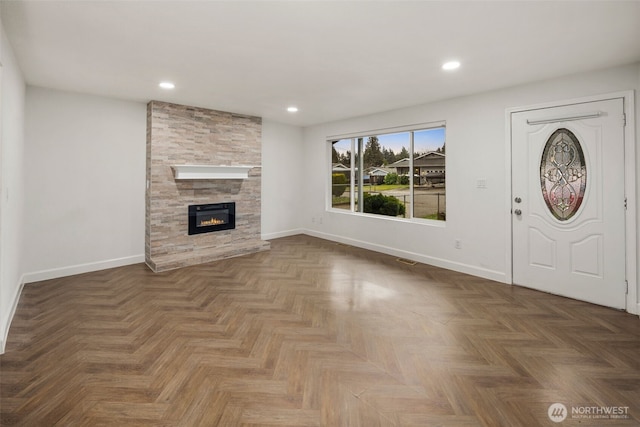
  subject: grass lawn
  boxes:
[421,213,446,221]
[332,196,350,206]
[332,185,408,205]
[357,184,409,192]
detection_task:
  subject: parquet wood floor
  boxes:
[1,235,639,426]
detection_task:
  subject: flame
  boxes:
[199,217,225,226]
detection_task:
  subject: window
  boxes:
[329,124,446,221]
[540,128,586,221]
[331,139,352,210]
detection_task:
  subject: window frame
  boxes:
[327,121,446,224]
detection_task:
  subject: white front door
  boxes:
[511,98,626,309]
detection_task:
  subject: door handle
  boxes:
[514,209,522,216]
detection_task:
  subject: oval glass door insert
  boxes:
[539,128,587,221]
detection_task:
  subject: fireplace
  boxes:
[188,203,235,235]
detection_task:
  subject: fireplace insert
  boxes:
[188,203,235,235]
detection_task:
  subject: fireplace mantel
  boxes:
[171,165,257,180]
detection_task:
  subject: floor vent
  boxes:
[396,258,417,266]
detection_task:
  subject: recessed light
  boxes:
[442,61,461,71]
[159,82,175,89]
[287,106,299,113]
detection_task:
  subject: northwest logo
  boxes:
[548,403,568,423]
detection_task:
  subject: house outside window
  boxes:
[329,123,446,221]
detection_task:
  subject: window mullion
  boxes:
[357,138,364,213]
[409,131,414,219]
[350,138,355,212]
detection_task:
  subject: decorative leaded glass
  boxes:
[540,128,587,221]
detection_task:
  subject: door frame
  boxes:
[505,91,637,315]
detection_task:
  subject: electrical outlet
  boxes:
[455,239,462,249]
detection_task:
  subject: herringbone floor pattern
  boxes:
[1,235,639,426]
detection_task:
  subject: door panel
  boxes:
[570,235,601,278]
[512,99,626,309]
[528,228,555,269]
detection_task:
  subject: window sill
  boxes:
[326,207,446,227]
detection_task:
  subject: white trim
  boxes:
[506,90,637,315]
[262,229,304,240]
[504,107,514,284]
[327,120,446,141]
[0,274,25,355]
[622,92,637,316]
[507,91,633,115]
[22,254,145,284]
[326,204,447,227]
[303,229,506,283]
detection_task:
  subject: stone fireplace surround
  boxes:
[145,101,270,272]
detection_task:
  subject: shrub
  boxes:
[398,174,409,185]
[332,173,347,197]
[363,193,405,217]
[383,172,398,185]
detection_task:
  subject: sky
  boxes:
[334,127,445,156]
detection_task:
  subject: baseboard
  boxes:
[262,229,304,241]
[1,274,26,354]
[22,254,145,284]
[302,229,507,284]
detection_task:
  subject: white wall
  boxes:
[261,119,304,239]
[0,23,26,351]
[23,87,146,282]
[302,63,640,297]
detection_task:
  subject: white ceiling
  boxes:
[2,1,640,126]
